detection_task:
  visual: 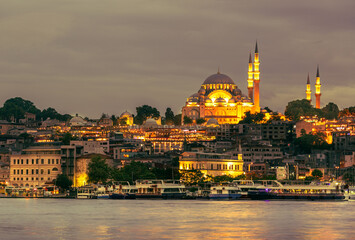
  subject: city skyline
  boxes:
[1,1,354,118]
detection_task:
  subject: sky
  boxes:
[0,0,354,118]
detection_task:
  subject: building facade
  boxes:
[10,146,62,187]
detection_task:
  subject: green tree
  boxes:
[60,133,77,145]
[179,170,206,185]
[111,115,118,125]
[173,114,182,126]
[0,97,40,122]
[111,161,156,183]
[165,107,175,125]
[339,106,355,118]
[321,102,339,120]
[88,156,110,184]
[196,118,206,125]
[55,174,73,192]
[119,117,127,125]
[183,116,193,125]
[213,175,234,183]
[285,99,321,121]
[294,132,331,153]
[311,169,323,179]
[134,105,160,125]
[239,111,265,124]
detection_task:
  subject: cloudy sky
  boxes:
[1,0,354,118]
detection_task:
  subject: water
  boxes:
[0,199,354,240]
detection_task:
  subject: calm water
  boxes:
[0,199,354,240]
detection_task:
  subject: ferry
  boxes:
[135,180,186,199]
[77,185,97,199]
[109,182,137,199]
[246,180,345,200]
[209,182,242,200]
[232,180,266,198]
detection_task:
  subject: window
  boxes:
[41,169,44,174]
[56,159,59,164]
[21,170,23,174]
[26,159,29,164]
[48,169,50,174]
[21,159,23,164]
[32,159,34,164]
[36,159,38,164]
[41,159,44,164]
[32,169,34,174]
[48,159,50,164]
[52,159,54,164]
[36,169,38,174]
[26,169,28,174]
[17,159,20,164]
[13,160,16,165]
[13,169,16,174]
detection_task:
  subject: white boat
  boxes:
[77,185,97,199]
[209,182,242,200]
[135,180,186,199]
[110,182,137,199]
[232,180,265,198]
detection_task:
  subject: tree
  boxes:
[294,132,331,153]
[179,170,207,185]
[213,175,234,183]
[60,133,77,145]
[88,156,110,184]
[111,115,118,125]
[173,114,182,126]
[196,118,206,125]
[285,99,320,121]
[55,174,73,192]
[183,116,193,125]
[239,111,265,124]
[111,161,156,183]
[264,107,273,113]
[311,169,323,179]
[134,105,160,125]
[321,102,339,120]
[339,106,355,118]
[0,97,40,122]
[165,107,175,125]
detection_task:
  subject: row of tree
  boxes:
[0,97,71,122]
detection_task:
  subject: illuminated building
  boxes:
[120,111,134,126]
[306,73,311,103]
[315,65,321,109]
[179,152,244,177]
[181,42,260,125]
[10,146,62,187]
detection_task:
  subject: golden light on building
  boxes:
[306,73,312,103]
[75,173,88,187]
[315,65,321,109]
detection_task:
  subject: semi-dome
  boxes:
[206,118,219,127]
[215,97,226,103]
[203,73,235,85]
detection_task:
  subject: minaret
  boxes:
[247,52,254,100]
[315,65,321,109]
[253,41,260,112]
[306,73,311,103]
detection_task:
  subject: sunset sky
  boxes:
[1,0,354,118]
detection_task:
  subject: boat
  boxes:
[77,185,97,199]
[245,180,344,200]
[135,180,186,199]
[109,182,137,199]
[209,182,242,200]
[232,180,266,199]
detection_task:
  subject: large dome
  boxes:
[203,73,235,85]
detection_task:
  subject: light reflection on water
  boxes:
[0,199,354,240]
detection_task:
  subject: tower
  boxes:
[247,52,254,100]
[306,73,311,103]
[315,66,321,109]
[253,41,260,112]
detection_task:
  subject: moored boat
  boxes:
[209,182,242,200]
[135,180,186,199]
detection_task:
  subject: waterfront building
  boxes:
[179,152,244,177]
[181,42,260,125]
[10,146,62,187]
[61,145,84,185]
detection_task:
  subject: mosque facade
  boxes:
[182,42,261,125]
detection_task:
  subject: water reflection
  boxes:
[0,199,353,240]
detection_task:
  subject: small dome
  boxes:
[206,98,212,103]
[120,111,132,118]
[143,118,158,128]
[215,97,226,103]
[203,73,235,85]
[229,98,236,103]
[69,115,87,126]
[206,118,219,126]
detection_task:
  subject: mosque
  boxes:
[182,42,261,125]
